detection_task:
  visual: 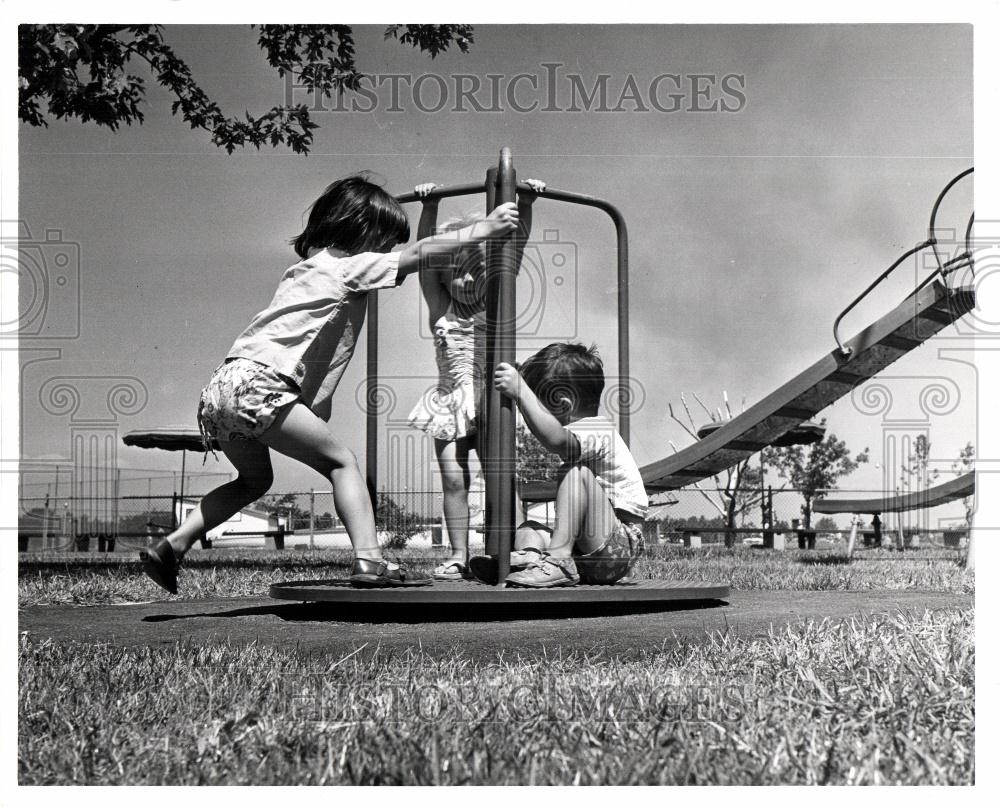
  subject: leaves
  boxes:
[19,23,475,154]
[375,493,422,549]
[516,424,562,484]
[384,25,474,58]
[900,435,939,491]
[951,442,974,475]
[763,421,869,527]
[256,25,363,95]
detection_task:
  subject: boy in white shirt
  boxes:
[486,342,649,587]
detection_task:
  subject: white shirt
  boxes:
[564,415,649,518]
[227,248,401,420]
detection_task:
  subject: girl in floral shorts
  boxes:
[139,175,521,593]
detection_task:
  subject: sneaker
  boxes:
[468,548,544,585]
[505,555,580,588]
[349,558,432,588]
[139,539,181,594]
[511,548,545,568]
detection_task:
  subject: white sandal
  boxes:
[433,560,467,581]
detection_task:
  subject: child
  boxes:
[140,175,519,592]
[483,343,648,587]
[406,179,545,581]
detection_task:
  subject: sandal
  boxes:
[139,539,181,594]
[433,560,467,581]
[349,557,432,588]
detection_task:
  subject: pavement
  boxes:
[19,589,972,661]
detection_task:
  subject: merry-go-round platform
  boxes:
[269,578,731,605]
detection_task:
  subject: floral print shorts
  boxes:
[575,517,645,585]
[197,358,301,448]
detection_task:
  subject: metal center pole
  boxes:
[484,148,517,585]
[365,293,379,508]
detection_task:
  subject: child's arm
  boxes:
[414,183,441,241]
[396,203,519,279]
[412,183,452,310]
[513,179,545,269]
[494,362,580,461]
[449,179,545,304]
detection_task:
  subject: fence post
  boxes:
[112,468,121,552]
[41,485,50,548]
[309,488,315,550]
[846,514,859,559]
[763,485,775,548]
[642,520,659,547]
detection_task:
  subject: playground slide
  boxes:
[640,279,975,491]
[813,471,974,515]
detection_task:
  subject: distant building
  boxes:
[175,497,286,548]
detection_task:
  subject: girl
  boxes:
[140,175,519,592]
[406,179,545,580]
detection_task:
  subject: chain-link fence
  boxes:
[647,485,971,547]
[17,479,971,552]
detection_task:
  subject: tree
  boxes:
[515,423,562,484]
[763,422,869,529]
[375,493,422,549]
[19,24,474,154]
[668,391,765,545]
[814,516,839,535]
[952,441,975,526]
[900,434,939,494]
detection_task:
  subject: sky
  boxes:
[15,23,979,517]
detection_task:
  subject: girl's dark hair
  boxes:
[519,342,605,415]
[292,175,410,259]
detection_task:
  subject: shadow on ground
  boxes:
[795,554,963,566]
[142,598,729,625]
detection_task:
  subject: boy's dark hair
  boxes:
[519,342,605,415]
[292,174,410,259]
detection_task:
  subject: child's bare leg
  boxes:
[261,403,380,558]
[514,521,551,552]
[166,439,274,556]
[435,436,473,566]
[549,464,615,558]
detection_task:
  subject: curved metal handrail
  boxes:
[929,167,974,288]
[393,182,487,205]
[962,211,975,280]
[385,177,631,444]
[363,152,633,510]
[832,167,973,356]
[512,183,631,445]
[832,240,933,356]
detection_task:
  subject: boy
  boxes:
[479,342,648,587]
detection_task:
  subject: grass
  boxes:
[18,608,974,785]
[18,545,974,784]
[18,544,973,607]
